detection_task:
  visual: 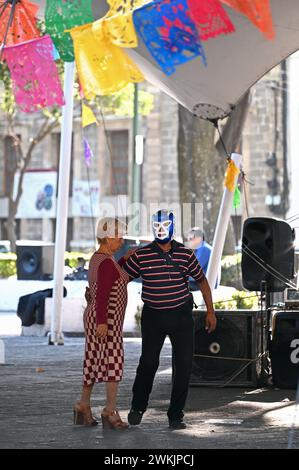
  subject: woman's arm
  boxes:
[96,259,120,326]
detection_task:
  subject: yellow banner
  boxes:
[82,103,97,127]
[224,159,240,192]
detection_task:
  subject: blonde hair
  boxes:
[95,217,127,242]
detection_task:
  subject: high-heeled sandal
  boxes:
[73,403,98,426]
[101,409,128,430]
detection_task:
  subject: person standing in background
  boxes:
[187,227,220,290]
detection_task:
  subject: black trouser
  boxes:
[131,301,194,421]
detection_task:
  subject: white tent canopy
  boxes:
[127,0,299,119]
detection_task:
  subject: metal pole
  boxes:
[206,153,242,290]
[287,53,299,223]
[132,84,140,202]
[49,61,75,345]
[281,59,289,218]
[131,83,142,235]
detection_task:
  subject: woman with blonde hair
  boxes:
[73,217,132,430]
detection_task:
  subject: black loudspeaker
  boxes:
[16,242,55,280]
[241,217,295,292]
[190,310,265,387]
[270,311,299,389]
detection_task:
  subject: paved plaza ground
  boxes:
[0,335,298,455]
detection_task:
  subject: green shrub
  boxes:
[0,251,93,278]
[214,298,237,310]
[221,253,243,289]
[214,290,259,310]
[231,290,259,309]
[0,253,17,278]
[64,252,92,269]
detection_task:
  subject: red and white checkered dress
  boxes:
[82,253,129,385]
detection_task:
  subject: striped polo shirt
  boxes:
[122,240,205,310]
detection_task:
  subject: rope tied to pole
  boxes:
[209,117,231,161]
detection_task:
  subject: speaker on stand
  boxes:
[241,217,297,389]
[241,217,295,292]
[189,217,296,388]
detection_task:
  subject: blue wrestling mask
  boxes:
[152,209,175,244]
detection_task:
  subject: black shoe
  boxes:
[128,409,144,425]
[168,419,186,430]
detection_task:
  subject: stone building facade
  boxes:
[242,64,287,223]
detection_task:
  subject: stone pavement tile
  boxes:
[0,336,298,449]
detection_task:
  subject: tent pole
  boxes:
[206,153,242,291]
[49,61,75,346]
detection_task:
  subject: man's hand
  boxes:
[96,324,108,338]
[85,286,91,303]
[205,311,217,333]
[124,248,137,261]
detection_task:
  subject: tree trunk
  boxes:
[6,200,18,252]
[178,91,251,254]
[178,106,226,246]
[4,134,19,252]
[215,91,252,253]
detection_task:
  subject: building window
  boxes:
[20,219,43,240]
[107,130,129,195]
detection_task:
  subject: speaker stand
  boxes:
[260,281,272,386]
